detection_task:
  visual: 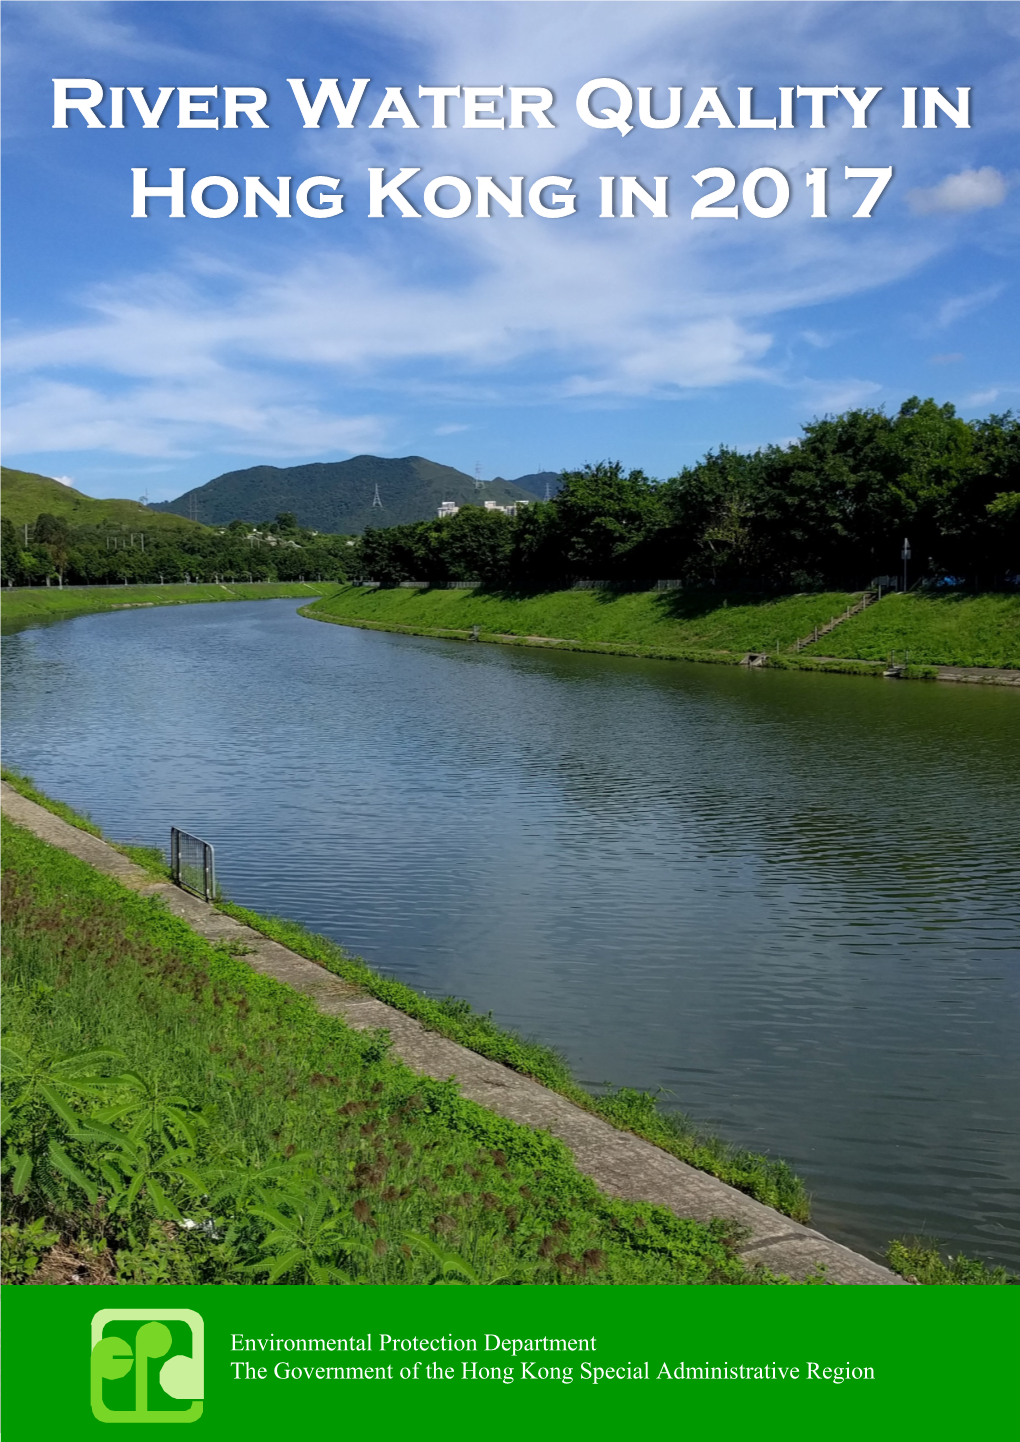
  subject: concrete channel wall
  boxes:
[1,782,903,1285]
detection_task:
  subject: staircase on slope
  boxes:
[791,590,879,654]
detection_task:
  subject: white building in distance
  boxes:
[436,499,532,520]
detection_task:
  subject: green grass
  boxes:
[0,767,172,878]
[886,1238,1018,1285]
[306,586,1018,675]
[0,766,808,1222]
[2,580,337,626]
[1,767,105,838]
[801,592,1020,669]
[1,467,206,532]
[307,586,862,654]
[2,817,780,1286]
[218,903,810,1222]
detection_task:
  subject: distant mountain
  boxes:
[150,456,545,533]
[492,471,561,499]
[0,467,203,533]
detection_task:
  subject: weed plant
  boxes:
[2,818,778,1286]
[886,1238,1017,1285]
[1,766,809,1225]
[218,903,810,1222]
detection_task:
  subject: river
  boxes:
[3,598,1018,1269]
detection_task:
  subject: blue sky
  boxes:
[2,0,1018,502]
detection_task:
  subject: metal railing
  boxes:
[170,827,216,901]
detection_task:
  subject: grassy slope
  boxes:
[1,467,205,532]
[309,587,1018,672]
[801,592,1020,669]
[0,768,808,1222]
[1,581,336,625]
[1,817,769,1287]
[310,586,861,653]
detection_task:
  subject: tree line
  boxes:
[1,512,353,588]
[356,399,1018,591]
[4,399,1017,593]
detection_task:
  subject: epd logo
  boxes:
[90,1310,204,1424]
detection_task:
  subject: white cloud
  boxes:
[964,385,1019,408]
[907,168,1009,215]
[796,377,884,414]
[800,330,839,350]
[2,377,386,459]
[52,474,75,486]
[2,1,1009,463]
[934,284,1006,330]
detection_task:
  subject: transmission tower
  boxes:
[372,483,383,508]
[474,463,483,492]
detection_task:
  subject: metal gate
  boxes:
[170,827,216,901]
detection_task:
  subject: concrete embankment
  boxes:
[1,781,902,1285]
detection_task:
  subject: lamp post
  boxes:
[901,537,911,593]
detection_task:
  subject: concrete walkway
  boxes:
[1,781,902,1284]
[935,665,1020,685]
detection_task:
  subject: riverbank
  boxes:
[0,767,807,1222]
[1,580,333,628]
[6,776,1016,1284]
[1,779,905,1284]
[303,587,1020,682]
[3,808,764,1287]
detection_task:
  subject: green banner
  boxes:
[4,1285,1015,1439]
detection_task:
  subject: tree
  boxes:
[553,462,663,579]
[434,505,513,584]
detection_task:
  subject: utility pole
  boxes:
[901,537,911,593]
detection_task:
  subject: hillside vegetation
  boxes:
[1,481,353,588]
[1,468,202,533]
[151,455,542,533]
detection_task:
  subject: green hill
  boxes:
[1,468,204,533]
[149,455,542,532]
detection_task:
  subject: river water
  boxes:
[3,599,1018,1269]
